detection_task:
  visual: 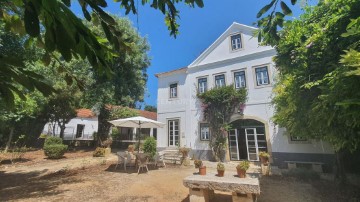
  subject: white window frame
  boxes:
[169,83,178,98]
[252,64,272,88]
[234,70,246,89]
[214,74,226,88]
[255,66,270,86]
[168,119,180,146]
[198,77,208,94]
[199,123,210,141]
[229,33,244,52]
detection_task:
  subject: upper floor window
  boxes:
[234,71,246,88]
[231,34,242,51]
[198,78,207,93]
[170,83,177,98]
[200,123,210,141]
[215,74,226,88]
[255,66,270,86]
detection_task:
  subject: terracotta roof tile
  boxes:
[76,109,96,118]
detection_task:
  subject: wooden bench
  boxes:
[183,173,260,202]
[284,161,324,173]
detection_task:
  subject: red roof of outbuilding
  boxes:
[76,108,96,118]
[76,107,157,120]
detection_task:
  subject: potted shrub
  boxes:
[128,144,135,153]
[179,147,191,166]
[259,151,270,165]
[194,159,206,175]
[236,161,250,178]
[217,162,225,177]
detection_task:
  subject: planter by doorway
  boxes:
[199,166,206,175]
[237,169,246,178]
[217,170,225,177]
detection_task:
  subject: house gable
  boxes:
[189,22,274,67]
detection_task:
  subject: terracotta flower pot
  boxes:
[260,156,269,165]
[217,170,225,177]
[237,169,246,178]
[199,166,206,175]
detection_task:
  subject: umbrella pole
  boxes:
[138,121,141,153]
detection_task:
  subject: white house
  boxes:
[156,22,334,170]
[42,108,158,143]
[42,109,98,141]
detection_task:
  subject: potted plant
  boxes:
[259,151,270,165]
[194,159,206,175]
[236,161,250,178]
[179,147,191,166]
[217,162,225,177]
[128,144,135,153]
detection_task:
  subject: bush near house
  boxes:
[43,137,68,159]
[93,147,106,157]
[143,137,157,159]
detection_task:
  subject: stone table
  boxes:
[183,172,260,202]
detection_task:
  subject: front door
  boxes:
[245,128,259,161]
[168,119,179,146]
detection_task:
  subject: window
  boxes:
[215,74,226,88]
[153,128,157,140]
[200,123,210,141]
[169,83,177,98]
[231,34,242,51]
[76,124,85,138]
[198,78,207,93]
[255,66,270,86]
[290,136,308,142]
[234,71,246,88]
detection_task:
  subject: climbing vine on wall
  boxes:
[197,85,247,161]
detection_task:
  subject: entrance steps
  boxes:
[161,149,182,164]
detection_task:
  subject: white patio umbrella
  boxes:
[109,116,165,152]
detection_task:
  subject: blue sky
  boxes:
[73,0,308,107]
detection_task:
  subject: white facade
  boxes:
[156,23,334,167]
[43,117,97,140]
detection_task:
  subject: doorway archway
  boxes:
[228,118,270,161]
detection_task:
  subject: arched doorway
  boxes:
[228,119,268,161]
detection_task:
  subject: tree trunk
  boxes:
[334,149,347,185]
[4,127,14,153]
[58,121,66,139]
[97,106,111,146]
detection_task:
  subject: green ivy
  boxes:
[197,85,247,161]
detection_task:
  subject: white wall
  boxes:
[43,117,98,140]
[156,23,334,155]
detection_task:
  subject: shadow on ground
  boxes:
[0,169,83,201]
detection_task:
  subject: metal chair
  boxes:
[155,151,166,168]
[114,152,125,170]
[136,154,149,174]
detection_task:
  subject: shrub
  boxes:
[143,137,157,159]
[179,147,191,158]
[217,162,225,171]
[101,138,113,148]
[44,136,63,146]
[236,161,250,171]
[93,147,106,157]
[259,151,270,158]
[194,159,203,168]
[44,144,68,159]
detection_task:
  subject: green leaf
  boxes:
[24,2,40,37]
[291,0,297,5]
[280,1,292,16]
[61,0,71,7]
[194,0,204,8]
[257,0,276,18]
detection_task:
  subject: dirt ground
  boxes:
[1,150,359,202]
